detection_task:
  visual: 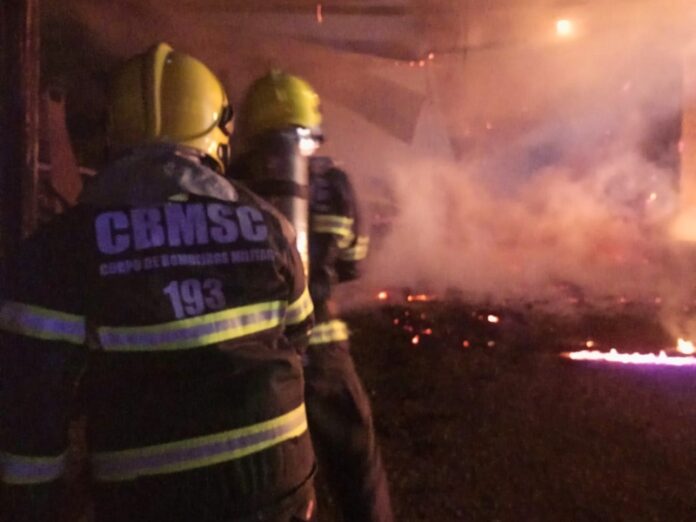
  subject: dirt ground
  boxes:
[332,298,696,521]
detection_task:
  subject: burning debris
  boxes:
[374,288,694,370]
[562,348,696,367]
[377,289,504,349]
[562,337,696,367]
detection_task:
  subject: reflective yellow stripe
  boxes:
[0,300,85,344]
[98,301,284,351]
[1,451,67,485]
[339,235,369,261]
[92,404,308,482]
[312,214,354,247]
[285,287,313,326]
[309,320,350,345]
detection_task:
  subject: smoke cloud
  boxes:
[349,1,693,312]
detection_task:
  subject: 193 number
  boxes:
[163,278,226,319]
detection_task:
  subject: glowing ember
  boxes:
[487,314,500,324]
[677,338,695,355]
[411,335,420,345]
[377,291,388,300]
[487,341,496,348]
[407,294,435,302]
[316,3,323,23]
[422,328,433,335]
[462,340,470,348]
[562,349,696,367]
[392,318,400,325]
[647,192,658,202]
[585,340,595,348]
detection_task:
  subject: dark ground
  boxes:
[323,298,696,522]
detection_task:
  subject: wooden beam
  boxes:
[0,0,41,257]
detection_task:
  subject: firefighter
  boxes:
[229,71,393,522]
[0,44,317,522]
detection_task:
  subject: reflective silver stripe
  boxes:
[98,301,284,351]
[1,451,67,485]
[339,235,369,261]
[92,404,308,482]
[285,287,313,326]
[309,320,350,345]
[312,214,354,246]
[0,301,85,344]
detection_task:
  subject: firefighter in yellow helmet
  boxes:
[0,44,317,521]
[229,70,394,522]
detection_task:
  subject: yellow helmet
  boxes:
[238,70,322,141]
[107,43,233,172]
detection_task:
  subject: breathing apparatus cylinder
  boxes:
[240,128,311,274]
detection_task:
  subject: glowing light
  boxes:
[377,291,388,300]
[423,328,433,335]
[316,3,323,23]
[462,340,470,348]
[392,318,400,325]
[585,340,595,348]
[407,294,435,302]
[297,128,320,156]
[411,335,420,345]
[427,52,435,60]
[677,338,695,355]
[555,18,575,38]
[562,349,696,367]
[647,192,658,203]
[487,314,500,324]
[487,341,496,348]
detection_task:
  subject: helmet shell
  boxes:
[107,43,232,171]
[239,70,321,141]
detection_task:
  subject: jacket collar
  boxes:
[80,144,238,207]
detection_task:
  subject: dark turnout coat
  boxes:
[305,157,393,522]
[0,146,316,522]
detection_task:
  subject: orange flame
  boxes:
[562,348,696,366]
[407,294,435,302]
[677,338,695,355]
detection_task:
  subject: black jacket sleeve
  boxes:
[309,167,368,306]
[0,214,88,520]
